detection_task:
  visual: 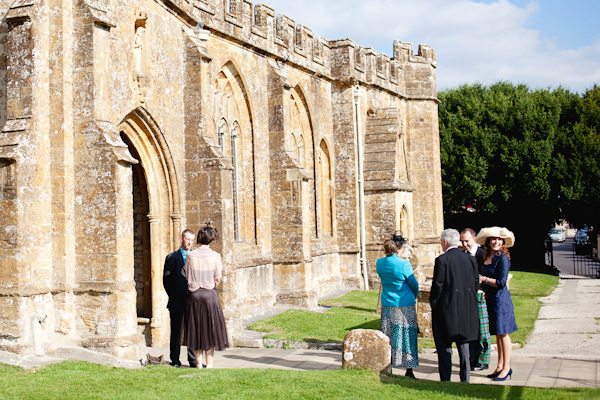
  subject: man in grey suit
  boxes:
[430,228,479,382]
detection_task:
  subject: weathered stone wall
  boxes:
[0,0,442,358]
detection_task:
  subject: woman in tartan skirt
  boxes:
[376,236,419,378]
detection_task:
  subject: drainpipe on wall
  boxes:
[353,86,369,290]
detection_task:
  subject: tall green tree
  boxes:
[439,82,599,264]
[552,85,600,227]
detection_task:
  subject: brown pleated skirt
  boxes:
[181,288,229,351]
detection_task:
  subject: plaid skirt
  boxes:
[470,291,491,365]
[380,305,419,368]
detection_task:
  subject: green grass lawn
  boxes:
[249,290,380,343]
[248,270,560,348]
[0,269,587,399]
[1,361,598,399]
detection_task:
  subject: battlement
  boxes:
[160,0,436,96]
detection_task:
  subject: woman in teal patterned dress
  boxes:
[376,236,420,378]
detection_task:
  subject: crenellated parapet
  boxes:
[158,0,436,98]
[393,40,438,98]
[393,40,436,66]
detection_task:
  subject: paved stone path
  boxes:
[512,238,600,360]
[2,238,600,389]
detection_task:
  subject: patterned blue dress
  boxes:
[377,255,420,368]
[481,252,518,336]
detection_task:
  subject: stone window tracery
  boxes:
[214,64,256,242]
[289,95,305,167]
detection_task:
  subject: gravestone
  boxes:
[342,329,391,373]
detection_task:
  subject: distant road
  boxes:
[551,238,576,275]
[552,237,600,277]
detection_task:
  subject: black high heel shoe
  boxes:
[487,370,502,379]
[405,369,417,379]
[493,368,512,381]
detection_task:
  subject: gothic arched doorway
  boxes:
[118,107,182,347]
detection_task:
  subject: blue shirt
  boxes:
[376,254,419,307]
[179,248,189,264]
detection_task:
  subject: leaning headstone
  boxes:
[342,329,391,373]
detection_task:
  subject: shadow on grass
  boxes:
[511,261,559,276]
[293,319,382,343]
[347,319,381,331]
[296,320,382,343]
[380,374,522,399]
[320,305,377,313]
[299,337,342,344]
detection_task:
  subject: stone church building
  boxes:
[0,0,442,359]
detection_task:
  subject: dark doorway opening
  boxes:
[121,133,152,345]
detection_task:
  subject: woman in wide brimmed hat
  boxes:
[475,227,518,381]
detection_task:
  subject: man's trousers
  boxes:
[432,319,471,383]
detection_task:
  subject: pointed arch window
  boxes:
[290,95,305,167]
[213,63,257,243]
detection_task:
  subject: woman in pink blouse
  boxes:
[181,224,229,368]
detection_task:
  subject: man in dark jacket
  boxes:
[163,229,196,367]
[430,228,479,382]
[461,228,491,371]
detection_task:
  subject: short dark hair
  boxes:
[182,229,195,237]
[197,223,219,245]
[383,240,397,256]
[461,228,476,237]
[392,231,406,248]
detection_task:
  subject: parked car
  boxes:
[548,228,566,243]
[575,228,590,245]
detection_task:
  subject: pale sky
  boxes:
[262,0,600,93]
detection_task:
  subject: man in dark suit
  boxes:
[163,229,196,368]
[461,228,491,372]
[430,228,479,382]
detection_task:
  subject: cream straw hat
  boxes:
[475,226,515,248]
